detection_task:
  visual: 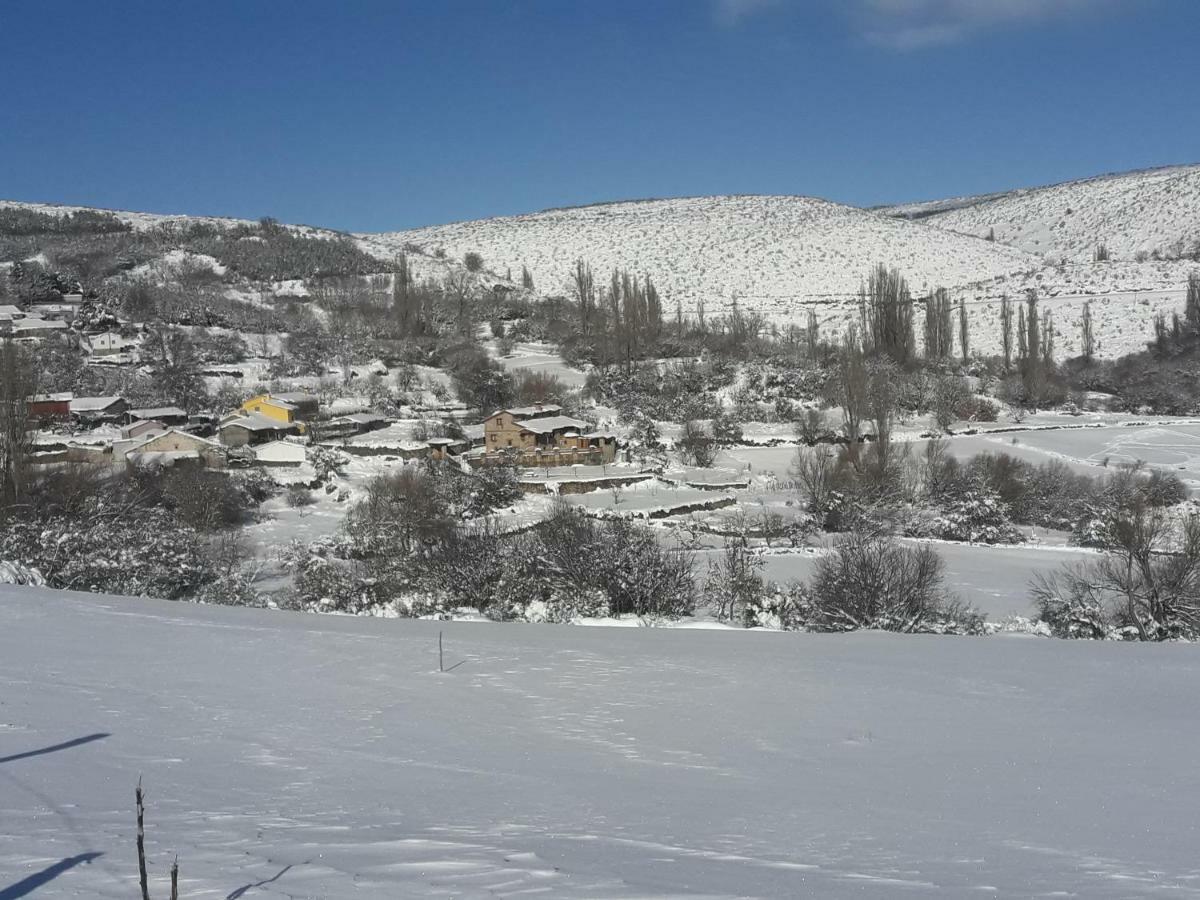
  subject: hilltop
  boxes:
[879,164,1200,263]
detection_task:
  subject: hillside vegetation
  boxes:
[367,195,1038,317]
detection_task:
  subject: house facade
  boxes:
[27,392,72,422]
[481,407,617,467]
[240,394,299,424]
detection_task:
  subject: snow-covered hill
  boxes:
[0,199,498,291]
[881,164,1200,263]
[363,195,1041,318]
[5,587,1200,897]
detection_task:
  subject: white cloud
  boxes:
[857,0,1116,49]
[715,0,1128,48]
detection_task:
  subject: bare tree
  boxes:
[999,294,1014,372]
[826,331,868,470]
[923,288,953,361]
[957,297,970,362]
[0,338,38,509]
[1080,300,1095,362]
[858,264,914,364]
[1034,508,1200,640]
[808,531,975,633]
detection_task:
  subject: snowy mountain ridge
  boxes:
[879,163,1200,263]
[363,194,1040,320]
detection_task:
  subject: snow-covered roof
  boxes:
[271,392,318,405]
[138,428,221,449]
[253,440,308,461]
[333,412,387,425]
[10,318,68,332]
[222,412,291,432]
[505,403,563,418]
[518,416,591,435]
[128,406,187,420]
[126,449,200,466]
[28,392,73,403]
[0,305,22,319]
[344,424,431,451]
[461,424,485,440]
[70,396,124,413]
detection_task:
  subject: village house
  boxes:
[70,396,128,425]
[318,412,389,440]
[252,439,307,467]
[122,429,225,470]
[86,331,138,356]
[480,405,617,466]
[9,317,71,341]
[26,392,72,422]
[121,419,167,441]
[126,406,189,427]
[219,411,300,447]
[338,423,432,459]
[27,302,76,320]
[427,436,469,461]
[270,392,321,419]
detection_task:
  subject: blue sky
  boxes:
[1,0,1195,231]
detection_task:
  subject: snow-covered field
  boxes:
[5,587,1200,898]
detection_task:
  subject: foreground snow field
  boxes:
[3,589,1200,898]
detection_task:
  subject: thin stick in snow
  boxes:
[439,630,444,673]
[136,777,150,900]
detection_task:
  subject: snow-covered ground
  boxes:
[4,587,1200,898]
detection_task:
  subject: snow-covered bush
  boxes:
[0,508,215,600]
[0,560,45,586]
[917,489,1021,544]
[1031,566,1111,639]
[705,539,767,622]
[194,571,265,607]
[807,531,981,634]
[287,555,377,614]
[743,581,811,630]
[309,445,348,483]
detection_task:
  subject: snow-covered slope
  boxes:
[364,195,1040,318]
[5,586,1200,898]
[882,165,1200,262]
[0,199,501,291]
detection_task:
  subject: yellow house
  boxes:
[240,394,299,424]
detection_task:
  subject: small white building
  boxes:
[252,440,307,467]
[87,332,137,356]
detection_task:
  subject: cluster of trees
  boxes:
[285,470,696,621]
[707,529,981,634]
[0,458,276,604]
